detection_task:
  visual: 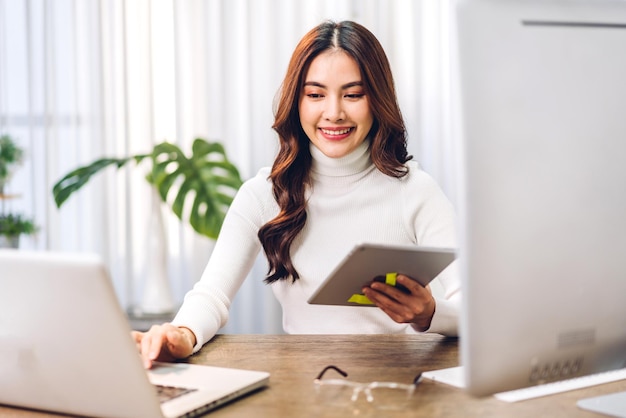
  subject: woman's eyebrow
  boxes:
[303,81,364,89]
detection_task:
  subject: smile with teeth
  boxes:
[320,128,353,136]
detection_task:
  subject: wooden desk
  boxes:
[1,334,624,417]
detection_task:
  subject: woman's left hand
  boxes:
[361,274,435,331]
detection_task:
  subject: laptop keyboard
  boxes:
[155,384,198,403]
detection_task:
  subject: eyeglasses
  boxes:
[313,365,422,410]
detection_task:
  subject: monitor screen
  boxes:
[454,0,626,396]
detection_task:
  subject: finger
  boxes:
[363,283,432,323]
[140,326,168,368]
[131,330,143,343]
[368,281,408,303]
[131,330,144,353]
[375,298,412,323]
[387,278,435,316]
[148,328,170,360]
[164,328,190,358]
[396,275,432,297]
[139,334,155,369]
[363,286,410,318]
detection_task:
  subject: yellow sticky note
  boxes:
[348,294,374,305]
[385,272,397,286]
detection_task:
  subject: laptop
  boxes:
[0,249,270,418]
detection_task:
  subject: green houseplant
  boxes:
[0,134,24,195]
[0,134,38,248]
[52,138,244,240]
[0,213,37,247]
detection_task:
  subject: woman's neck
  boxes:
[309,140,372,178]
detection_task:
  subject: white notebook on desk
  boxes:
[578,391,626,418]
[0,249,270,418]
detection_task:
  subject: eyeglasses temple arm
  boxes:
[316,365,349,380]
[413,373,423,385]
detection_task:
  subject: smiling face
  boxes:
[298,49,374,159]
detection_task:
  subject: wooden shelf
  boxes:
[0,194,21,200]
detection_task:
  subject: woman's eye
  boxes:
[345,93,365,99]
[306,93,324,99]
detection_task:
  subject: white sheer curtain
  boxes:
[0,0,454,334]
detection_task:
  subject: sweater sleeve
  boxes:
[170,170,273,352]
[404,165,461,337]
[411,262,461,336]
[425,288,461,336]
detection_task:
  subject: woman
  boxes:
[134,20,460,368]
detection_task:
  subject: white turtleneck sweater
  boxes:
[172,141,460,352]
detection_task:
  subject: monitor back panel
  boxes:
[454,0,626,396]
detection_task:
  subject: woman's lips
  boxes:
[319,127,354,140]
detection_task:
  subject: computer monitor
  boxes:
[454,0,626,396]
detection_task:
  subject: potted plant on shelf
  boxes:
[0,134,38,249]
[0,213,37,248]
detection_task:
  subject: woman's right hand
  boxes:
[131,323,196,369]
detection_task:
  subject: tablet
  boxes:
[307,243,456,306]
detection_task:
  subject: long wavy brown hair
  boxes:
[259,20,412,284]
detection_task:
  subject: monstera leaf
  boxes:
[52,138,243,239]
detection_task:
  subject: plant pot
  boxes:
[0,235,19,249]
[137,189,175,315]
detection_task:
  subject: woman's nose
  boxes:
[323,97,345,122]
